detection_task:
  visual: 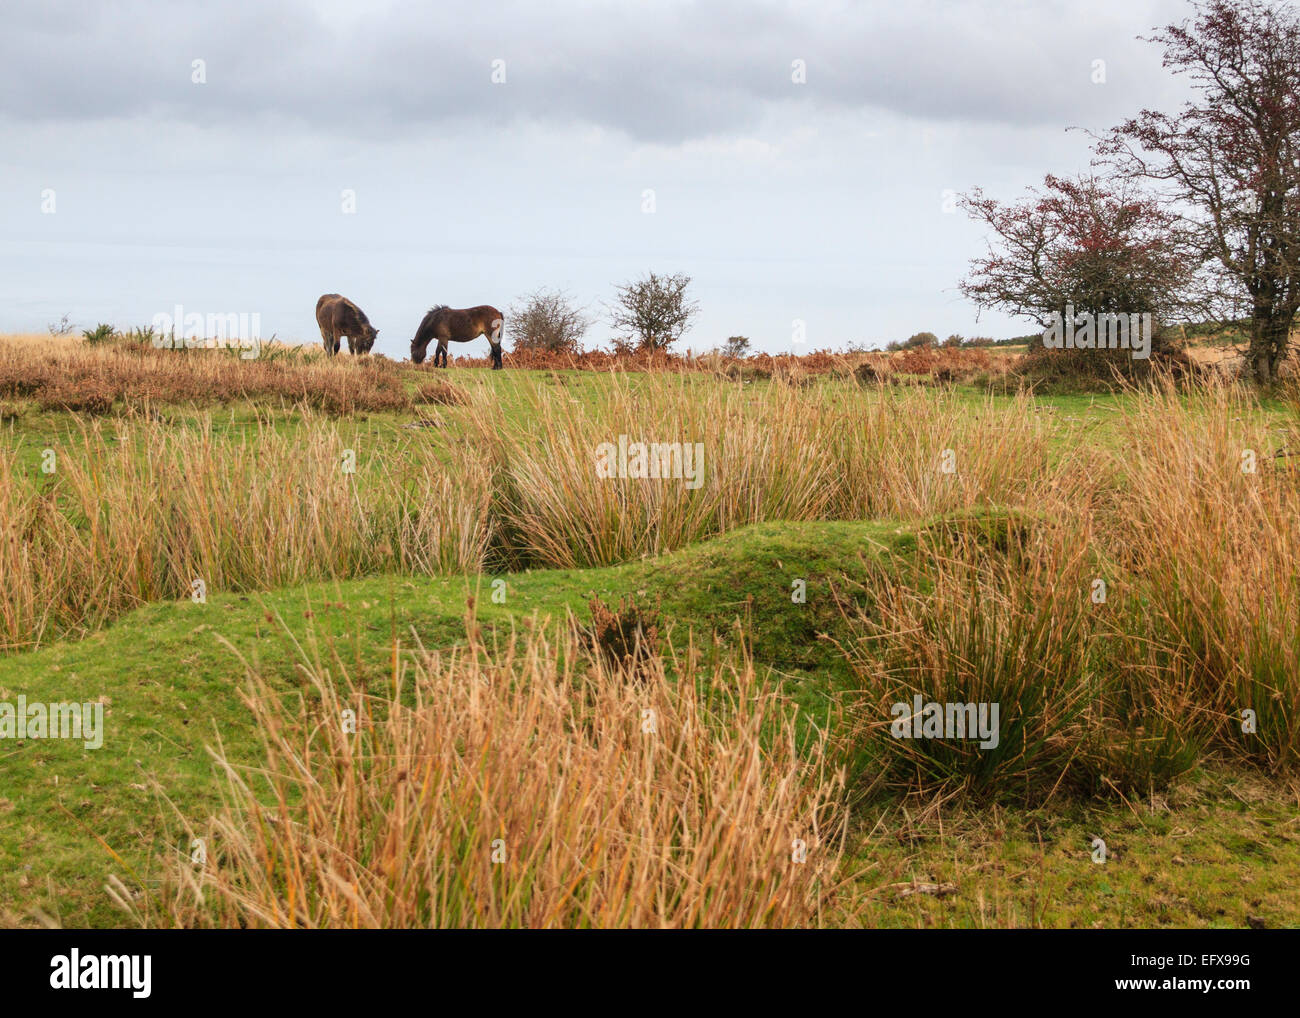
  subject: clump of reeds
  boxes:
[0,412,491,650]
[137,616,849,928]
[1102,376,1300,772]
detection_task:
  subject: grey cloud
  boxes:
[1,0,1189,143]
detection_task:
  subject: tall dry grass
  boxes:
[841,515,1103,800]
[835,375,1300,794]
[471,373,1069,569]
[475,373,839,567]
[4,337,1298,783]
[1101,377,1300,772]
[0,414,491,651]
[135,617,849,928]
[825,385,1063,519]
[838,512,1204,800]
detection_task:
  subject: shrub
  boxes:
[608,271,700,351]
[853,361,886,384]
[81,323,117,346]
[586,595,661,677]
[722,335,751,358]
[507,288,589,353]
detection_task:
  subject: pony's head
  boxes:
[357,323,378,354]
[410,305,448,364]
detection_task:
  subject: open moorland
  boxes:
[1,331,1298,929]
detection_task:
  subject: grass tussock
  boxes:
[840,516,1202,801]
[476,373,840,567]
[0,414,491,651]
[473,373,1065,569]
[842,518,1100,801]
[1105,377,1300,772]
[139,617,849,928]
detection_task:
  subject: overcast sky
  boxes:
[0,0,1197,356]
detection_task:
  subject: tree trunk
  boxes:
[1250,317,1273,385]
[1249,309,1293,385]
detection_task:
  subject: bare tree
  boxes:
[507,288,590,353]
[608,272,699,351]
[1096,0,1300,384]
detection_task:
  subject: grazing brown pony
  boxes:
[316,294,378,356]
[410,305,504,369]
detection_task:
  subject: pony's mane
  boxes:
[427,304,449,313]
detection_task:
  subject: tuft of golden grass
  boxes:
[473,373,840,567]
[841,515,1106,801]
[140,615,850,928]
[1102,376,1300,772]
[469,373,1064,569]
[0,413,491,651]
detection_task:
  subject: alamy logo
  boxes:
[151,304,261,358]
[890,695,1000,750]
[594,435,705,490]
[50,950,151,998]
[1042,304,1152,360]
[0,697,103,749]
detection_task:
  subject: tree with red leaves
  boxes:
[958,173,1198,350]
[1096,0,1300,384]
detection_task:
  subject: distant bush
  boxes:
[1014,325,1197,392]
[722,335,751,358]
[854,361,887,384]
[608,271,699,351]
[81,324,116,346]
[507,289,589,354]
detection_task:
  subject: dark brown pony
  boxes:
[410,305,504,369]
[316,294,378,355]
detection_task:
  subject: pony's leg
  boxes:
[436,341,448,368]
[490,317,504,370]
[345,334,355,355]
[321,327,334,356]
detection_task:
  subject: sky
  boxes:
[0,0,1198,357]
